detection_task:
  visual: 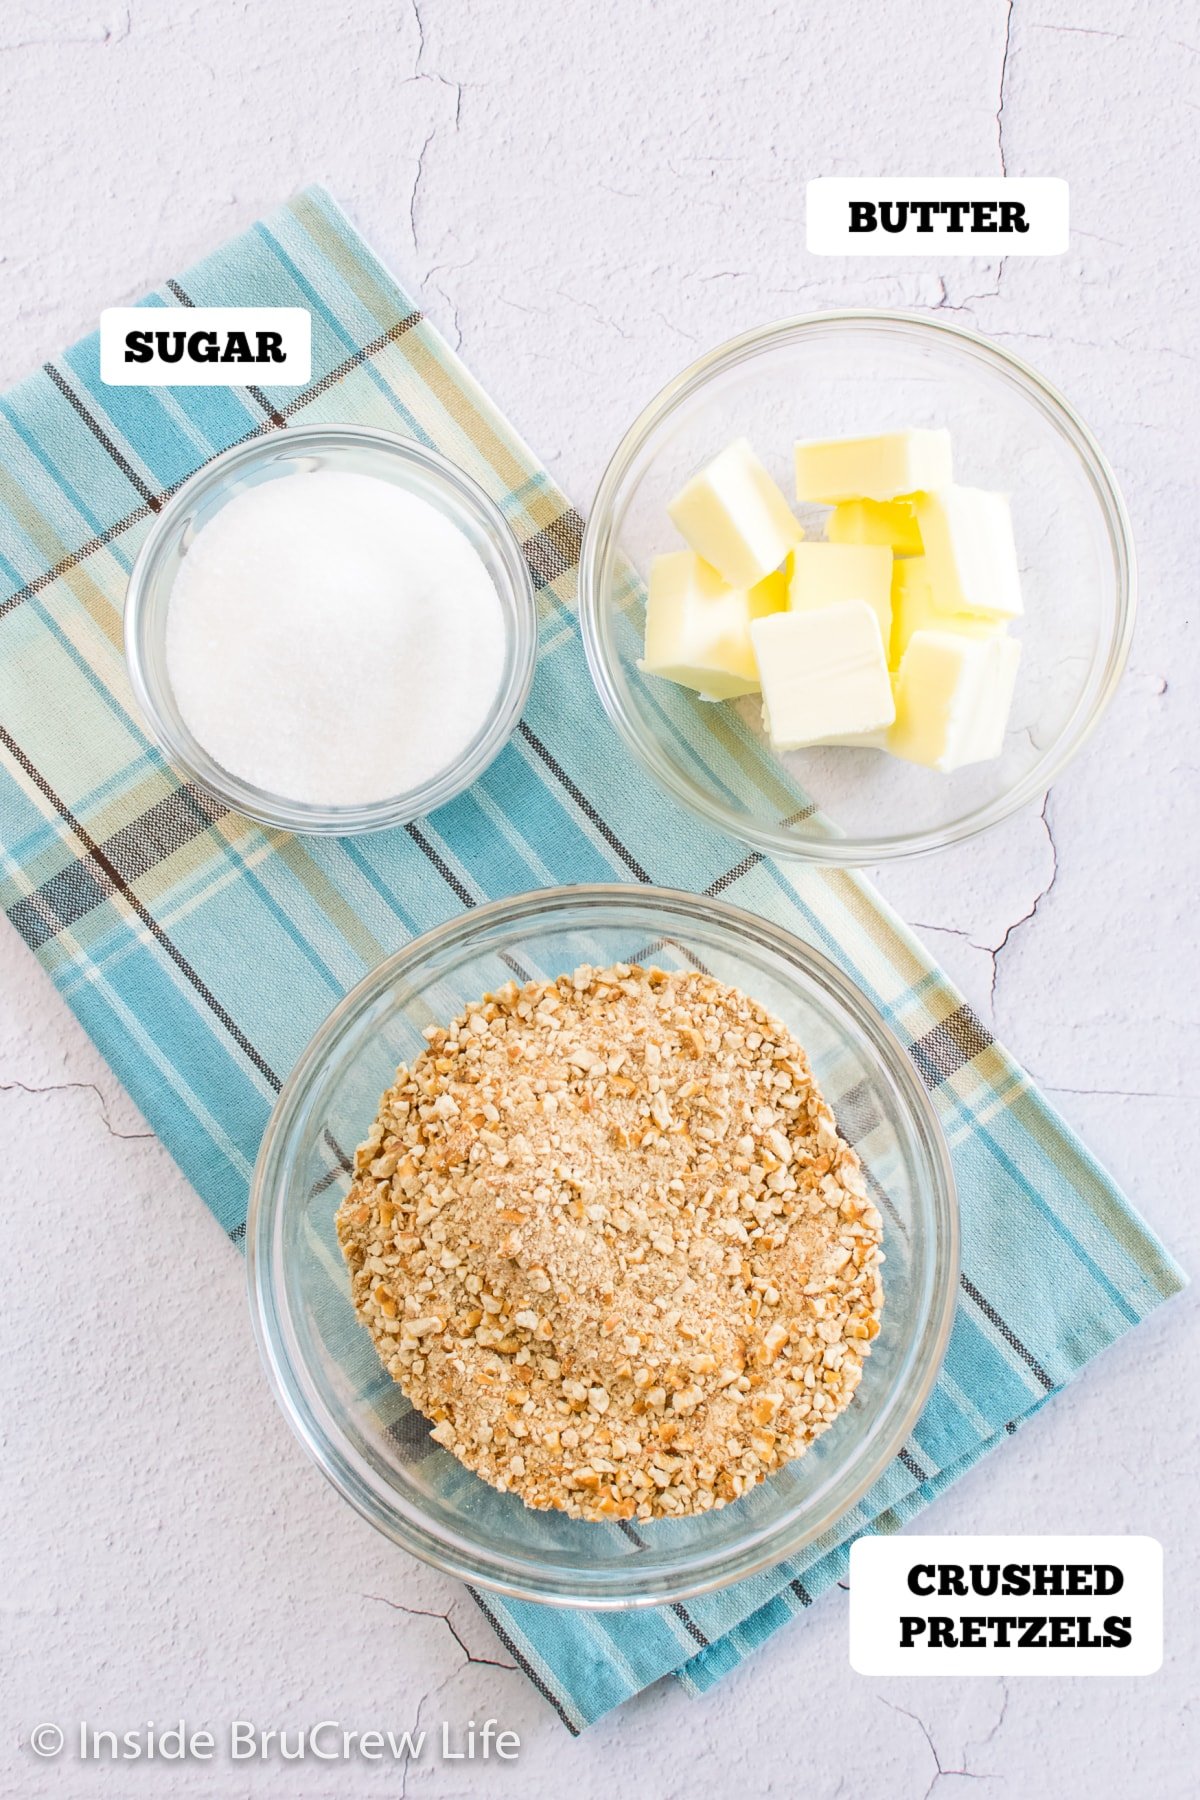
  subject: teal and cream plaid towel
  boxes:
[0,189,1184,1732]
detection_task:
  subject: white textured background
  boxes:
[1,1,1197,1795]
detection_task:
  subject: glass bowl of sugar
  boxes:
[124,424,538,835]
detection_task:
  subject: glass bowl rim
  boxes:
[578,308,1136,865]
[247,881,960,1608]
[123,421,538,836]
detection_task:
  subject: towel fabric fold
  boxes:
[0,188,1183,1732]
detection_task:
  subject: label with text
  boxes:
[807,178,1069,255]
[99,307,311,386]
[849,1535,1162,1675]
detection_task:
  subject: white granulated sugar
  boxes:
[165,469,507,807]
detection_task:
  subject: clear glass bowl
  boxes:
[124,424,537,835]
[248,885,958,1608]
[579,312,1135,864]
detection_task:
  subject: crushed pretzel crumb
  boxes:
[336,963,884,1521]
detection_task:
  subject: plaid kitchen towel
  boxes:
[0,188,1184,1732]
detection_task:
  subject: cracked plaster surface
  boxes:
[0,2,1197,1796]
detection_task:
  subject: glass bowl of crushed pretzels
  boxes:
[248,885,958,1608]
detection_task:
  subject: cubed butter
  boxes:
[794,429,952,504]
[640,551,786,700]
[889,556,1005,669]
[786,541,893,645]
[813,720,892,750]
[668,437,803,588]
[827,496,923,557]
[913,486,1023,619]
[889,630,1022,771]
[751,599,895,751]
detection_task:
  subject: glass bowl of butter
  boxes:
[579,312,1134,864]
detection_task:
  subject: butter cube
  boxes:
[794,430,952,504]
[889,630,1022,771]
[668,437,803,588]
[828,497,923,557]
[640,552,786,701]
[751,599,895,751]
[889,556,1005,669]
[913,486,1023,619]
[813,720,892,750]
[786,541,893,645]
